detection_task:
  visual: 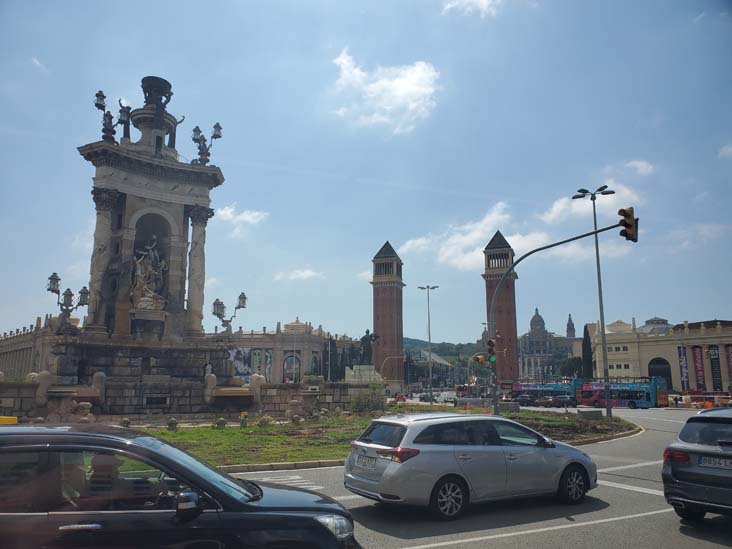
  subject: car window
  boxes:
[359,422,407,447]
[464,421,501,446]
[494,422,541,447]
[0,451,47,513]
[413,422,471,445]
[679,420,732,445]
[46,450,197,513]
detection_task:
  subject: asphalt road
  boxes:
[236,408,731,549]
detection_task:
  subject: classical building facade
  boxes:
[371,242,405,384]
[483,231,519,381]
[590,317,732,392]
[518,309,581,379]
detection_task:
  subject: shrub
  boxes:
[256,415,274,427]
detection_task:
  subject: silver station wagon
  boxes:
[344,413,597,519]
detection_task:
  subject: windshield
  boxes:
[679,420,732,446]
[358,422,407,447]
[134,436,257,501]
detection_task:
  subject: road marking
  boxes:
[240,465,344,474]
[335,494,365,501]
[239,474,323,491]
[598,460,663,473]
[597,480,664,496]
[618,415,686,424]
[399,508,674,548]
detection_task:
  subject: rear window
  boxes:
[358,422,406,447]
[679,419,732,445]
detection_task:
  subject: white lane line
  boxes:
[400,508,674,549]
[598,460,663,473]
[240,465,345,474]
[618,415,686,424]
[334,494,365,501]
[597,480,664,497]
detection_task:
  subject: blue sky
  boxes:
[1,0,730,343]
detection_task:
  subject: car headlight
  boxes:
[315,514,354,540]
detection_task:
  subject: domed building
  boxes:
[518,308,581,380]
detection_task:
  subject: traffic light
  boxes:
[487,339,496,364]
[473,355,485,364]
[618,207,639,242]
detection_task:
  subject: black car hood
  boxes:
[246,481,347,514]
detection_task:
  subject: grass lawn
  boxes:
[147,405,635,467]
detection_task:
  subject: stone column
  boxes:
[87,188,119,330]
[272,347,284,384]
[185,206,213,335]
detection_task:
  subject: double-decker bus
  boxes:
[578,378,668,409]
[508,381,580,402]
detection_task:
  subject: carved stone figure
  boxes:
[131,236,167,310]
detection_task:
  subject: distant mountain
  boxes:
[404,337,483,364]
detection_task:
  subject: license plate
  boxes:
[356,455,376,469]
[698,455,732,469]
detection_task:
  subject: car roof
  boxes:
[374,412,498,425]
[694,407,732,419]
[0,424,150,444]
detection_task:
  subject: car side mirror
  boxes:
[175,491,203,522]
[542,437,555,448]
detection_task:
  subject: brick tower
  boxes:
[372,242,405,385]
[483,231,519,382]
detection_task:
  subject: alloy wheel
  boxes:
[437,482,464,517]
[566,470,586,501]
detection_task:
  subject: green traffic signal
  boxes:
[488,355,496,363]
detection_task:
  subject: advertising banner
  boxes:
[692,346,706,391]
[677,346,690,391]
[727,345,732,392]
[709,345,723,392]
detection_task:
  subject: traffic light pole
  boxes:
[488,221,622,415]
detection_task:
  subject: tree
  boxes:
[582,325,594,379]
[560,356,583,378]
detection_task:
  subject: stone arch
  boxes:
[284,354,300,383]
[648,357,673,390]
[128,206,180,237]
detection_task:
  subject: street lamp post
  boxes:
[212,292,248,332]
[46,272,89,333]
[418,285,438,397]
[572,184,615,418]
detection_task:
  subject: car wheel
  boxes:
[557,465,587,504]
[593,401,601,408]
[674,507,706,522]
[430,477,469,520]
[628,401,637,409]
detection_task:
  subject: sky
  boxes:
[0,0,731,344]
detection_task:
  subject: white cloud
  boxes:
[398,236,433,255]
[693,191,709,203]
[667,223,729,251]
[31,57,48,74]
[693,11,706,24]
[216,204,269,238]
[274,269,323,281]
[71,217,95,252]
[357,270,372,281]
[625,160,654,176]
[718,144,732,159]
[442,0,503,18]
[205,276,220,288]
[548,239,631,263]
[539,180,641,224]
[331,49,440,135]
[436,202,512,270]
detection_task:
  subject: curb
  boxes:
[572,425,644,446]
[219,425,646,473]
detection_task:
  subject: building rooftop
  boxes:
[484,230,511,250]
[374,241,401,260]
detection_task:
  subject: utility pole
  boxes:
[418,285,438,398]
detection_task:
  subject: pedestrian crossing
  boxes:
[235,473,324,491]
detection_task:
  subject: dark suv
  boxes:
[662,407,732,522]
[0,425,361,548]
